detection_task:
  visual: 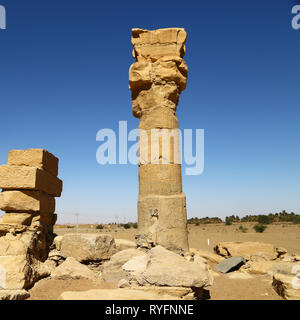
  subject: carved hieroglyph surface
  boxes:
[129,28,189,253]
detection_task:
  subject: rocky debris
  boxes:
[115,239,136,251]
[240,259,275,275]
[0,289,30,300]
[124,246,213,290]
[273,272,300,300]
[240,254,300,278]
[129,28,189,253]
[214,242,278,260]
[58,288,181,300]
[53,236,63,251]
[193,255,208,265]
[271,262,300,275]
[47,249,65,266]
[0,149,62,291]
[102,245,213,299]
[215,257,246,274]
[59,233,117,263]
[276,247,288,258]
[280,255,300,263]
[51,257,96,280]
[101,249,145,282]
[190,248,225,264]
[118,279,130,288]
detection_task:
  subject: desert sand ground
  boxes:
[29,222,300,300]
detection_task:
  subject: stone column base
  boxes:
[138,193,189,253]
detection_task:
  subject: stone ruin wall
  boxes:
[0,149,62,290]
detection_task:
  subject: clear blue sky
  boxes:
[0,0,299,224]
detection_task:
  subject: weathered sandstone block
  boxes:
[0,255,31,290]
[0,190,55,213]
[0,165,62,197]
[124,246,213,289]
[139,129,181,165]
[139,106,179,130]
[0,230,49,261]
[273,272,300,300]
[115,239,136,251]
[59,233,117,262]
[131,28,187,62]
[139,164,182,196]
[50,257,95,280]
[137,193,188,252]
[0,213,33,226]
[214,242,278,261]
[8,149,59,176]
[0,289,30,300]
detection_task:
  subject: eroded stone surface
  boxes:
[0,149,62,290]
[214,242,278,261]
[129,28,189,253]
[8,149,59,177]
[59,233,117,262]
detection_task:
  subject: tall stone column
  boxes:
[129,28,189,253]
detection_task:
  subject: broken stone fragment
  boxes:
[59,233,117,263]
[124,246,213,289]
[0,289,30,300]
[50,257,96,280]
[215,256,246,274]
[214,242,278,261]
[101,248,146,282]
[273,272,300,300]
[114,239,136,251]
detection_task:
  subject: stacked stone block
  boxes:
[129,28,189,253]
[0,149,62,290]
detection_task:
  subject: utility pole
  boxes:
[75,213,79,233]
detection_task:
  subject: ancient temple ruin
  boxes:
[129,28,189,253]
[0,149,62,290]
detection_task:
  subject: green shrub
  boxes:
[96,224,104,230]
[123,224,131,229]
[238,225,248,233]
[253,223,267,233]
[132,223,138,229]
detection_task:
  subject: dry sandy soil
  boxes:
[28,222,300,300]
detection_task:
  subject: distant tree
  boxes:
[257,215,271,225]
[225,217,232,225]
[292,216,300,224]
